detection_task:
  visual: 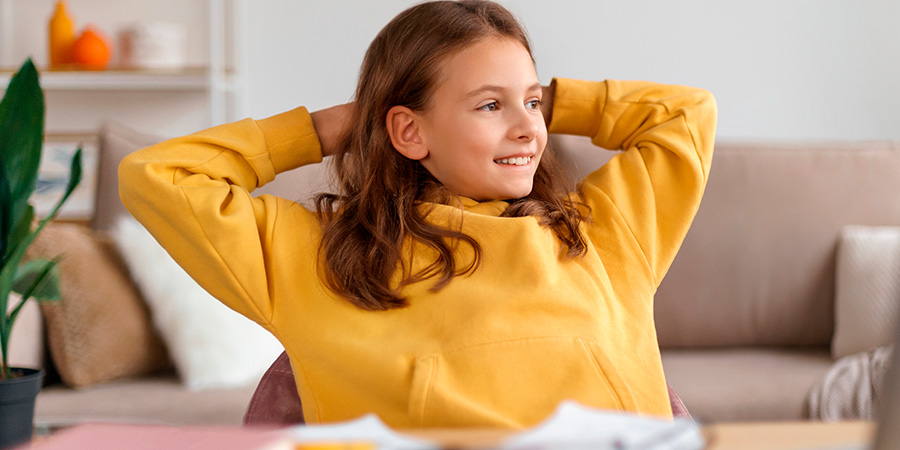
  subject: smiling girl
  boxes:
[120,0,716,428]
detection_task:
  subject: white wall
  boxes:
[243,0,900,141]
[4,1,899,141]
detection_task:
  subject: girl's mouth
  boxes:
[493,156,532,166]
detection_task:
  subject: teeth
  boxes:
[495,156,532,166]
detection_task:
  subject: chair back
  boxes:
[243,351,692,425]
[243,352,305,426]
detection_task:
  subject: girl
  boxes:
[120,0,716,429]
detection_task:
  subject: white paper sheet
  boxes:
[291,414,439,450]
[290,401,704,450]
[501,401,704,450]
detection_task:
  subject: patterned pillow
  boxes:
[832,226,900,359]
[25,223,171,387]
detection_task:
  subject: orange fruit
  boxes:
[71,27,112,70]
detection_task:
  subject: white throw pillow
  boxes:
[112,217,284,390]
[833,226,900,359]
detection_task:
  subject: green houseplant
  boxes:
[0,58,81,448]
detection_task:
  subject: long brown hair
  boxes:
[316,0,588,311]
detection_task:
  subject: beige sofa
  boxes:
[12,121,900,427]
[646,138,900,423]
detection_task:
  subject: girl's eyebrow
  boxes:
[465,82,542,99]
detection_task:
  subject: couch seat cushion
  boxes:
[661,348,832,423]
[35,375,256,427]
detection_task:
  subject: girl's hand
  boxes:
[311,103,355,157]
[541,83,555,126]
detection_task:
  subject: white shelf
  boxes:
[0,67,224,91]
[0,0,241,127]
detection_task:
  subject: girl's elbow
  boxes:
[118,153,144,193]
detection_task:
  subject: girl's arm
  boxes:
[547,78,717,287]
[119,106,334,328]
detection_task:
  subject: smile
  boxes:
[493,156,532,166]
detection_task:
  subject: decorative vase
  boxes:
[48,0,76,66]
[0,368,44,449]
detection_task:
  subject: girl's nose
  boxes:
[507,107,539,142]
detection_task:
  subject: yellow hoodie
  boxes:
[119,78,717,428]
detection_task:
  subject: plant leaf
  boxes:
[12,258,61,301]
[4,204,33,264]
[8,260,60,335]
[0,173,9,264]
[0,59,44,269]
[0,145,81,311]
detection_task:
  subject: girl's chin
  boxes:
[454,180,535,202]
[495,185,535,201]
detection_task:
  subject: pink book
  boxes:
[21,423,293,450]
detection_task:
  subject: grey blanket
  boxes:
[807,345,893,421]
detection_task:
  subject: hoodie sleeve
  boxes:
[548,78,717,287]
[118,107,325,327]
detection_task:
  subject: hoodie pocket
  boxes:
[408,336,636,428]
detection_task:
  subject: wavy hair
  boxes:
[316,0,589,311]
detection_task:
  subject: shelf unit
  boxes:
[0,0,244,128]
[0,67,213,91]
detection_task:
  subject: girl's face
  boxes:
[416,37,547,201]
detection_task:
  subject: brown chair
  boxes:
[244,352,305,426]
[243,351,692,426]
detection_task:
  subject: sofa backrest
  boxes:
[553,135,900,349]
[100,123,900,350]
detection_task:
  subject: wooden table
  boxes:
[27,420,876,449]
[405,421,876,449]
[702,421,875,450]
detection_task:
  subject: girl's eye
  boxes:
[479,102,499,112]
[526,100,541,110]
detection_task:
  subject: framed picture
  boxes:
[32,134,99,220]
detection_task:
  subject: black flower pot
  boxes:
[0,368,44,449]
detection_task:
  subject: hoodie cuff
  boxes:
[256,106,324,174]
[547,77,608,138]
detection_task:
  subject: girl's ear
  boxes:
[386,105,428,160]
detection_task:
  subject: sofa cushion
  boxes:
[94,121,335,230]
[253,156,335,209]
[661,348,833,423]
[93,121,164,232]
[832,226,900,358]
[24,223,171,388]
[112,217,284,390]
[35,374,256,427]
